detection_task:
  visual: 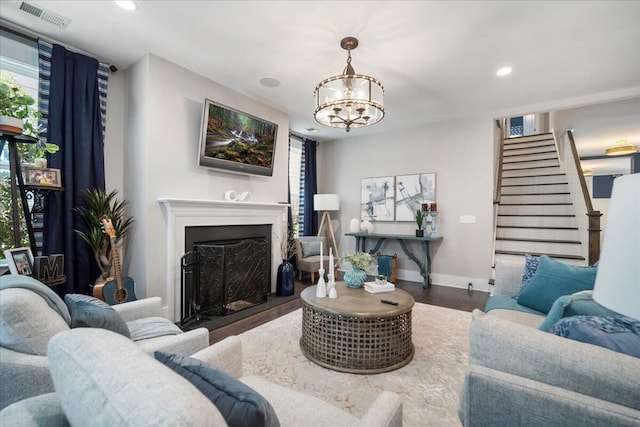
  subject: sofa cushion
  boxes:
[513,254,539,299]
[155,351,280,427]
[241,375,357,427]
[64,294,130,338]
[127,317,182,341]
[551,315,640,358]
[538,291,620,332]
[47,328,226,426]
[484,295,545,316]
[0,288,69,355]
[516,255,597,314]
[300,239,322,258]
[0,392,68,427]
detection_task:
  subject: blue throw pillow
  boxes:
[64,294,130,338]
[512,254,539,300]
[551,315,640,358]
[539,291,620,332]
[300,240,321,258]
[155,351,280,427]
[516,255,597,314]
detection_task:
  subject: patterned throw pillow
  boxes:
[512,254,539,299]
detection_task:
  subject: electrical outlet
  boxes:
[460,215,476,224]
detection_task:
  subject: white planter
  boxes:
[0,116,23,134]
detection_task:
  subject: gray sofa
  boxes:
[458,260,640,426]
[0,328,403,426]
[0,275,209,409]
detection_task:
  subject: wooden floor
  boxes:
[207,279,489,344]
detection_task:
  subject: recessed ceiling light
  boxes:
[259,77,280,87]
[496,67,512,77]
[115,1,137,11]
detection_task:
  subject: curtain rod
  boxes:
[0,18,115,70]
[289,131,318,145]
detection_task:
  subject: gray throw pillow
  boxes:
[154,351,280,427]
[300,240,321,258]
[64,294,130,338]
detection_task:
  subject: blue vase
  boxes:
[276,259,295,296]
[344,267,367,288]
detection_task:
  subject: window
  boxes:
[0,28,39,251]
[288,134,303,236]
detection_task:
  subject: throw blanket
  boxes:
[377,255,394,280]
[0,275,71,325]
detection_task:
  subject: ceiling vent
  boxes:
[17,2,71,29]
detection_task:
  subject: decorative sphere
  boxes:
[360,220,373,234]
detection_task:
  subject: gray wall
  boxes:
[318,116,495,291]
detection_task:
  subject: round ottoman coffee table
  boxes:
[300,282,414,374]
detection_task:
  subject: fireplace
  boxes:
[182,225,271,322]
[159,198,288,322]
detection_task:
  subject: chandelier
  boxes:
[314,37,384,132]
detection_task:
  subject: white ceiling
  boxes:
[1,0,639,171]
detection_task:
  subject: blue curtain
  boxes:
[41,42,108,295]
[302,139,318,236]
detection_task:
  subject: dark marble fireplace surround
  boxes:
[184,224,271,319]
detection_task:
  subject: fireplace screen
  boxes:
[181,237,269,324]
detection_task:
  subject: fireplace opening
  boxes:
[182,225,271,325]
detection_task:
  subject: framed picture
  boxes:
[361,176,395,221]
[395,173,436,221]
[23,166,62,188]
[4,247,34,276]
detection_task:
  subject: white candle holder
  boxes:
[316,268,327,298]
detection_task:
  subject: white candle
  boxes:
[329,247,334,273]
[320,241,323,266]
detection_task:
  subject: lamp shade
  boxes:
[592,173,640,320]
[314,194,340,211]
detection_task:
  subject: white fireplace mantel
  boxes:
[159,198,289,322]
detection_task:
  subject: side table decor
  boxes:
[340,252,375,288]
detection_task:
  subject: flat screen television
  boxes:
[198,99,278,176]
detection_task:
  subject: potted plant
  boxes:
[415,209,425,237]
[0,73,40,136]
[340,252,376,288]
[73,189,135,285]
[0,73,59,165]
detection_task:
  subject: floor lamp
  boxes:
[314,194,340,262]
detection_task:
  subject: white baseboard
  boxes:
[394,269,491,293]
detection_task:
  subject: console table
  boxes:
[345,232,443,288]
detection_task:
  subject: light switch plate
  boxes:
[460,215,476,224]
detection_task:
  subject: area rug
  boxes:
[239,303,471,426]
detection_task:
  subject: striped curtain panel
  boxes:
[38,40,109,145]
[38,40,111,294]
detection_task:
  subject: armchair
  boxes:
[0,275,209,409]
[0,330,403,426]
[294,236,330,283]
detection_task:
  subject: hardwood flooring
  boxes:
[207,279,489,344]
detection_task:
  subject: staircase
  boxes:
[494,132,586,264]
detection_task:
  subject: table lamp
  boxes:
[314,194,340,261]
[592,173,640,320]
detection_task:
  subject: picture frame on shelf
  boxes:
[4,247,34,276]
[361,176,395,222]
[23,166,62,188]
[395,173,436,221]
